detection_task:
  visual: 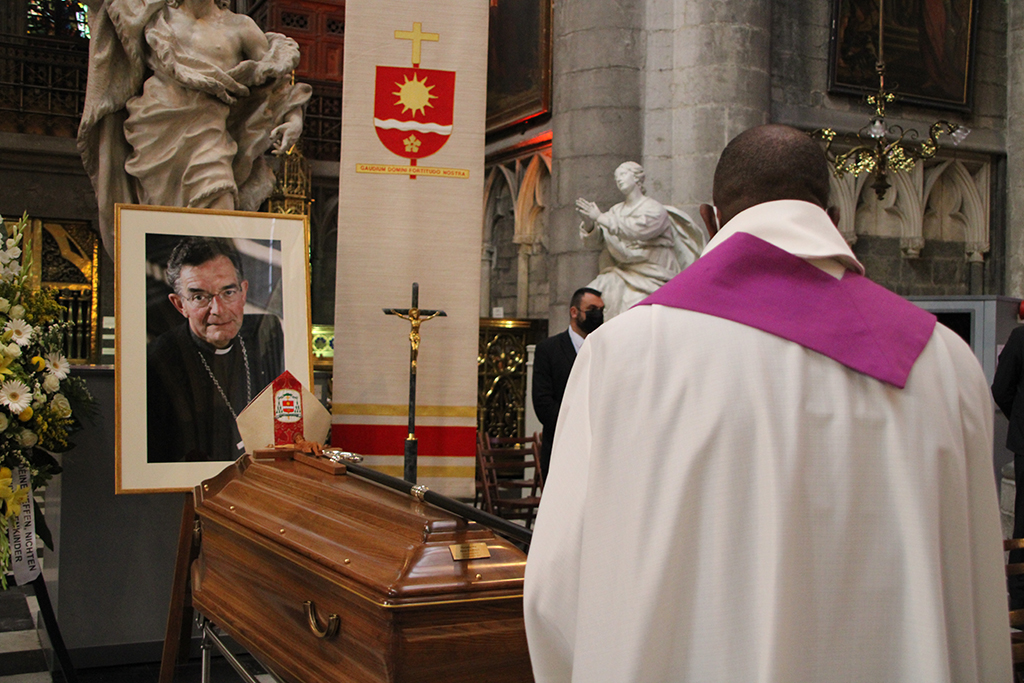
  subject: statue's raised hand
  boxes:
[575,198,601,223]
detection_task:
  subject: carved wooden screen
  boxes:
[27,219,99,363]
[478,318,546,439]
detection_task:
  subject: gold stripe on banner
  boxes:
[373,465,476,479]
[333,404,477,418]
[357,456,476,498]
[333,0,487,499]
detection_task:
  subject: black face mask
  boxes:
[577,308,604,334]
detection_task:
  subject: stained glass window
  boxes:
[26,0,90,39]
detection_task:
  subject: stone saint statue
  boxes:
[575,162,707,319]
[77,0,313,252]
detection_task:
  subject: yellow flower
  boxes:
[0,355,13,377]
[18,406,32,421]
[0,482,28,519]
[30,356,45,372]
[0,468,27,519]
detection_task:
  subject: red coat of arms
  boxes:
[374,66,456,161]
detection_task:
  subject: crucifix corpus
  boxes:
[383,282,446,483]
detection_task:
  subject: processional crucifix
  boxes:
[383,282,446,483]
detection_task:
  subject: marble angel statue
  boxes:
[576,162,708,319]
[77,0,313,253]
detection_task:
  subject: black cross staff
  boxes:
[383,282,446,483]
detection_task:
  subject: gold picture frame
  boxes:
[115,205,312,493]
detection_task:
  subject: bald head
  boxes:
[712,125,831,225]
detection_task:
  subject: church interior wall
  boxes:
[542,0,643,330]
[641,0,772,216]
[769,0,1007,295]
[493,0,1014,328]
[488,187,519,315]
[770,0,1006,141]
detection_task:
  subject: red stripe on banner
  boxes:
[331,424,476,457]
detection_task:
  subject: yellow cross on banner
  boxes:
[395,21,439,67]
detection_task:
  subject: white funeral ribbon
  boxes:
[7,467,39,585]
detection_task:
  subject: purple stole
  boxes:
[637,232,936,388]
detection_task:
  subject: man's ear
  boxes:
[240,279,249,300]
[826,206,841,227]
[699,204,720,238]
[169,292,186,317]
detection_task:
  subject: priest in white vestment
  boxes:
[524,125,1012,683]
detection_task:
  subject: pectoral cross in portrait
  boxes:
[383,282,446,483]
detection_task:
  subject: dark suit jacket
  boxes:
[994,325,1024,454]
[532,330,577,476]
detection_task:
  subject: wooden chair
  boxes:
[477,433,544,529]
[1005,538,1024,682]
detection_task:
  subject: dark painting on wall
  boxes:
[486,0,553,134]
[828,0,979,112]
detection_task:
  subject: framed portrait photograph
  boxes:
[828,0,979,112]
[486,0,553,133]
[115,205,312,493]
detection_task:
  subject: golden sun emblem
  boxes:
[393,74,436,116]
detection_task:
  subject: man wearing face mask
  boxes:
[532,287,604,478]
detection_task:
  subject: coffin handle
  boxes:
[303,600,340,639]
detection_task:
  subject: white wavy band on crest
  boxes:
[374,119,453,135]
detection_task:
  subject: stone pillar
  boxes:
[546,0,644,327]
[1008,4,1024,297]
[644,1,772,218]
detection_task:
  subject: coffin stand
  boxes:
[191,455,534,683]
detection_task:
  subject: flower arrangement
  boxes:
[0,213,94,588]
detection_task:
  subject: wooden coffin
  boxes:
[191,455,533,683]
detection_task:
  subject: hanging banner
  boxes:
[7,467,39,585]
[333,1,487,497]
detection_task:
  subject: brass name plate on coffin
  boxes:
[449,542,491,561]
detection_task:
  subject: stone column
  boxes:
[1008,4,1024,297]
[644,1,772,218]
[546,0,645,326]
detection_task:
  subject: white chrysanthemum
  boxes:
[9,305,25,320]
[0,298,10,314]
[4,319,30,347]
[45,353,69,380]
[0,413,9,433]
[5,343,20,359]
[19,430,37,448]
[51,394,71,419]
[0,379,32,413]
[42,374,59,393]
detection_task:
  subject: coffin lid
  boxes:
[194,456,526,608]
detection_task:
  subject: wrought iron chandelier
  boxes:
[812,2,969,199]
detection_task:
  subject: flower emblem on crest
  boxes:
[403,135,421,153]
